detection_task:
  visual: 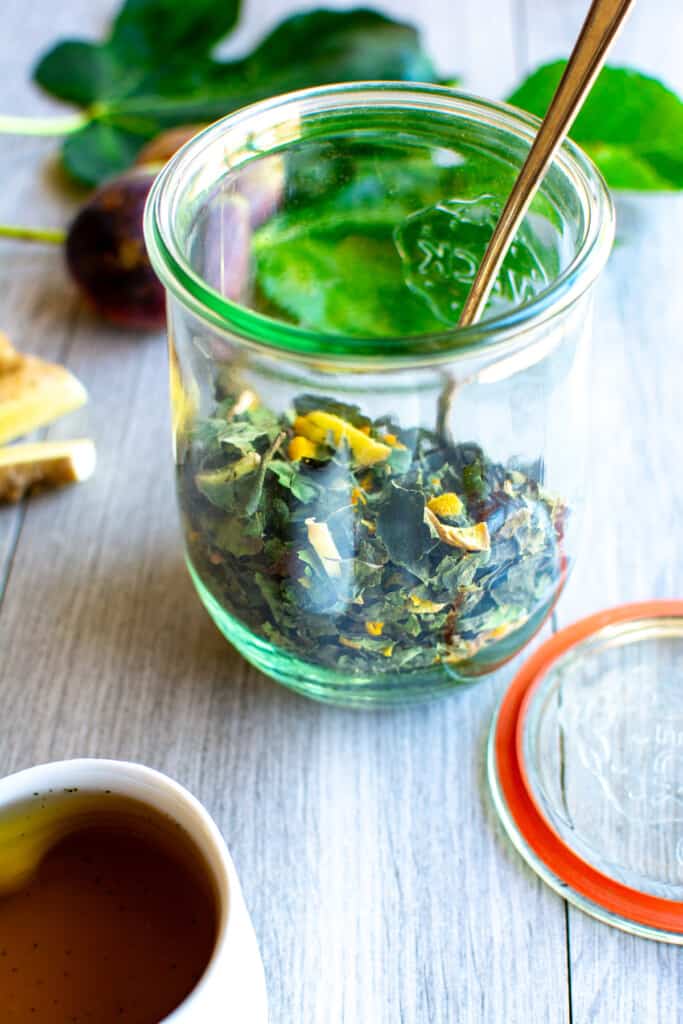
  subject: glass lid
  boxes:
[488,601,683,943]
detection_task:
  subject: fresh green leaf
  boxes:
[109,0,241,63]
[230,9,435,85]
[33,41,121,105]
[395,196,548,324]
[578,144,673,191]
[507,62,683,190]
[253,148,556,335]
[62,121,148,185]
[255,227,444,336]
[33,4,437,185]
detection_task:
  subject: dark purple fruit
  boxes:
[197,196,252,303]
[136,128,284,226]
[65,146,284,330]
[138,126,285,228]
[231,155,284,228]
[66,167,164,330]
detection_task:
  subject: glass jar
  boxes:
[145,83,613,707]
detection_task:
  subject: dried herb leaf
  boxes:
[182,391,564,677]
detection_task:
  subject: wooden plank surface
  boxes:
[0,2,681,1023]
[520,2,683,1021]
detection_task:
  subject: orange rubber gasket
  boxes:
[494,600,683,934]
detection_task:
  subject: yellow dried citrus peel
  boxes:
[0,439,96,503]
[424,507,490,552]
[169,345,198,436]
[409,594,448,614]
[427,492,463,517]
[293,411,391,467]
[288,436,317,461]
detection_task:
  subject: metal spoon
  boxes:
[458,0,636,328]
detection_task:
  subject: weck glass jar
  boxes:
[144,82,614,707]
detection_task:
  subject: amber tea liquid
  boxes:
[0,790,218,1023]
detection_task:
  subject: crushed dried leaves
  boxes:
[181,391,565,674]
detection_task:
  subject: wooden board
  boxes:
[520,3,683,1021]
[0,2,681,1021]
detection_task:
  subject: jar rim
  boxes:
[144,81,615,365]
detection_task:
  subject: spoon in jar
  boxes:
[458,0,636,328]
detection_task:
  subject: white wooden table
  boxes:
[1,2,682,1020]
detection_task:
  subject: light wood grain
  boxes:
[0,0,100,597]
[521,1,683,1021]
[0,1,681,1022]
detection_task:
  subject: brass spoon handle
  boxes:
[458,0,635,328]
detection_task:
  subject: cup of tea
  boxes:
[0,758,268,1023]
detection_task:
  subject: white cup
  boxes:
[0,758,268,1023]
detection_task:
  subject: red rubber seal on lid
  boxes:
[494,600,683,934]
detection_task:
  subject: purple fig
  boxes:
[232,155,285,228]
[196,195,252,303]
[4,141,284,331]
[65,167,165,330]
[136,127,284,229]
